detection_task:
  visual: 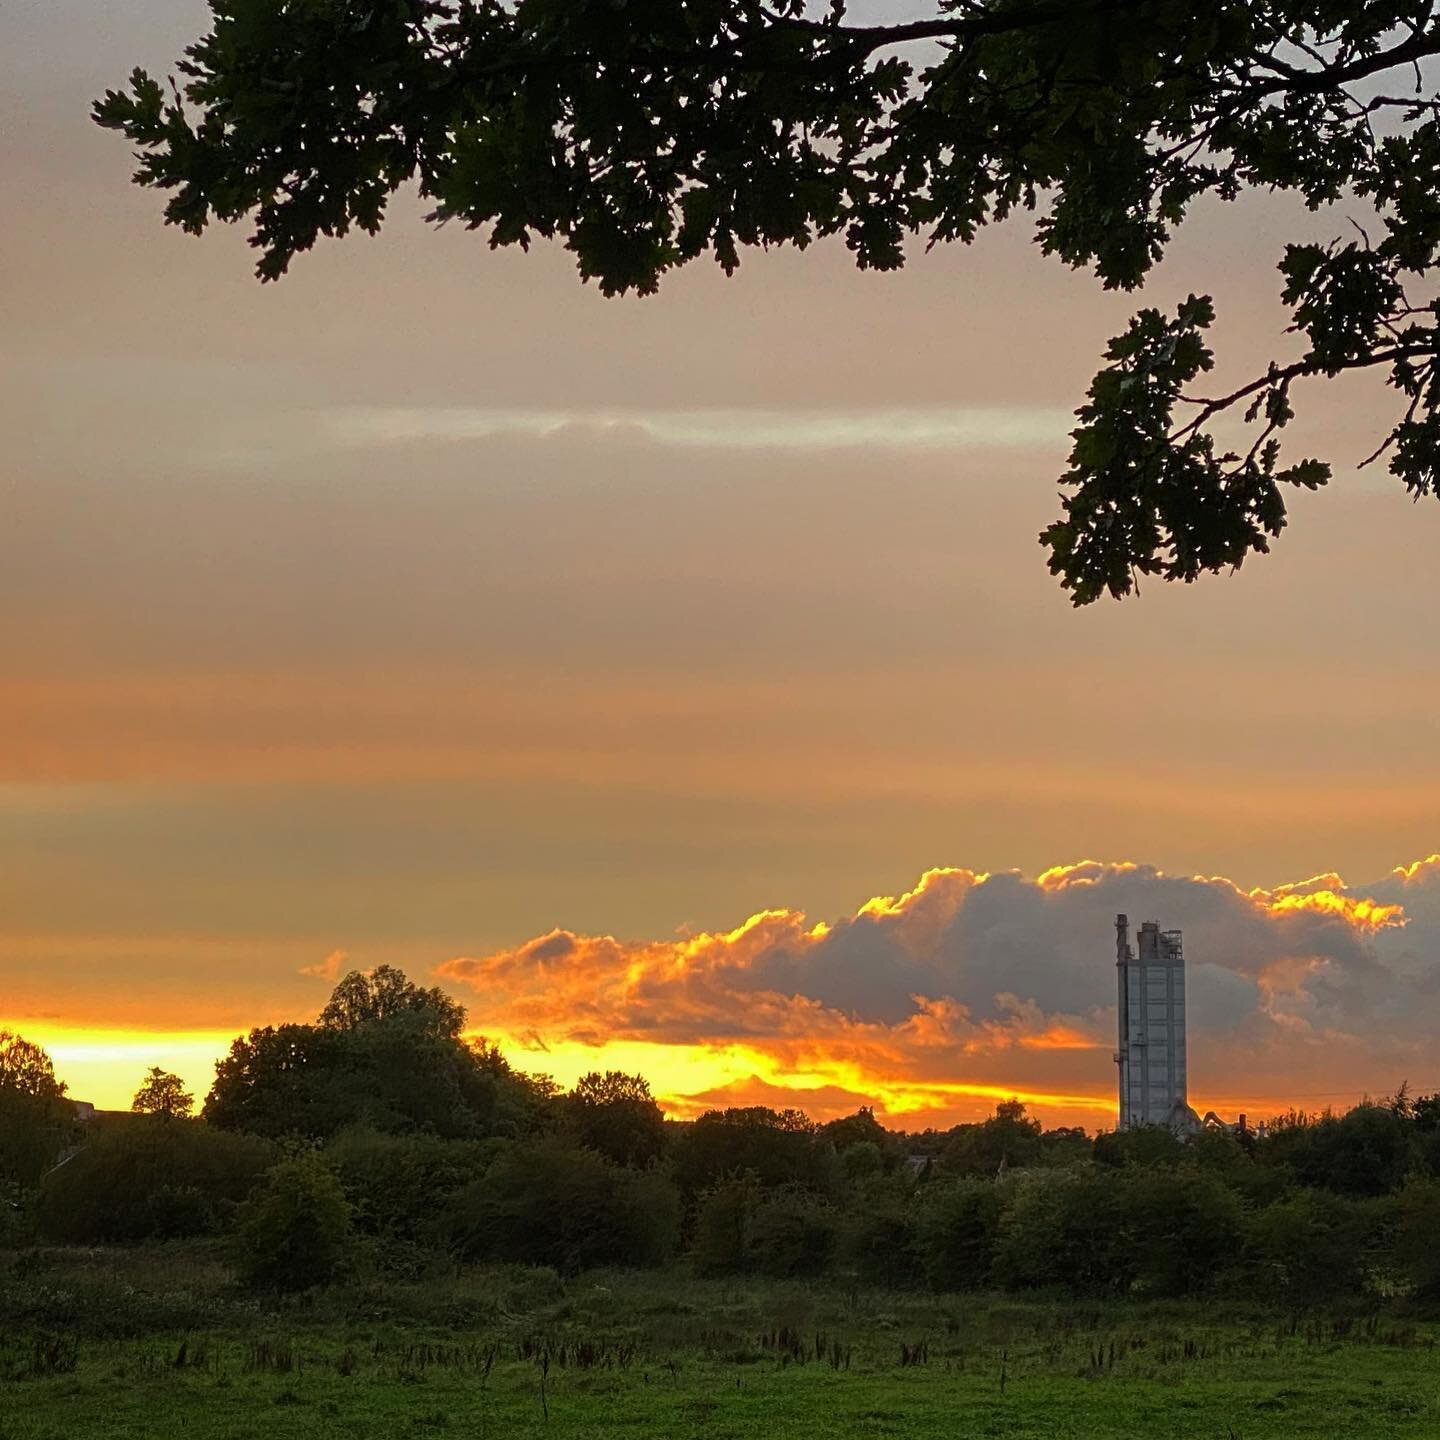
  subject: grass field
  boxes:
[3,1248,1439,1438]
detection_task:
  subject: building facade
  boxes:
[1114,913,1192,1131]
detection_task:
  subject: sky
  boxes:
[5,1,1440,1129]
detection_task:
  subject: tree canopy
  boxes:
[0,1030,67,1100]
[561,1070,667,1167]
[131,1066,196,1119]
[0,1031,75,1187]
[203,969,546,1139]
[318,964,468,1038]
[96,0,1440,601]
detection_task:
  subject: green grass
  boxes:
[3,1249,1439,1438]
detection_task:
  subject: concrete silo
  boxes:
[1114,914,1196,1132]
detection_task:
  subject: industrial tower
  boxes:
[1114,914,1192,1131]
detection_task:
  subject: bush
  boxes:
[39,1117,276,1243]
[234,1153,355,1291]
[839,1182,923,1287]
[915,1179,1002,1291]
[748,1188,839,1277]
[326,1127,489,1266]
[691,1177,757,1276]
[448,1140,680,1273]
[0,1182,36,1246]
[992,1170,1135,1295]
[1245,1188,1381,1304]
[1125,1169,1245,1297]
[0,1089,75,1189]
[1388,1178,1440,1302]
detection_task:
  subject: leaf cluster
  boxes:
[95,1,1440,598]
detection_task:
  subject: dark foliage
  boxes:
[39,1117,277,1244]
[561,1071,666,1169]
[318,965,467,1039]
[0,1032,75,1188]
[448,1139,681,1273]
[233,1151,355,1291]
[326,1127,491,1268]
[18,988,1440,1304]
[96,1,1440,601]
[1262,1103,1416,1197]
[915,1178,1004,1291]
[672,1105,839,1196]
[131,1068,195,1120]
[203,971,548,1141]
[689,1177,841,1279]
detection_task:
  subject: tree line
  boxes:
[4,969,1440,1304]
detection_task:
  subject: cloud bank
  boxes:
[439,856,1440,1128]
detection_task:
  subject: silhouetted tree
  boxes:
[561,1071,666,1168]
[131,1067,194,1119]
[97,2,1440,602]
[318,965,467,1039]
[823,1107,903,1180]
[204,970,548,1141]
[0,1031,75,1187]
[939,1100,1043,1176]
[204,1017,546,1142]
[0,1031,67,1099]
[1260,1104,1415,1198]
[673,1106,837,1196]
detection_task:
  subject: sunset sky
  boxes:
[7,1,1440,1129]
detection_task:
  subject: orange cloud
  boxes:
[1394,854,1440,884]
[299,949,350,981]
[17,854,1436,1127]
[1036,860,1141,891]
[441,853,1440,1130]
[1254,890,1406,930]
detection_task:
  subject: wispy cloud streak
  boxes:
[321,405,1072,452]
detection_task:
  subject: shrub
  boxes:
[448,1139,680,1273]
[1125,1169,1245,1297]
[915,1178,1002,1291]
[1245,1188,1381,1303]
[748,1187,839,1277]
[1388,1178,1440,1302]
[326,1127,489,1264]
[234,1152,355,1290]
[839,1182,924,1287]
[39,1117,276,1243]
[992,1170,1135,1295]
[691,1177,757,1276]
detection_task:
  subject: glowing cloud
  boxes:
[440,854,1440,1129]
